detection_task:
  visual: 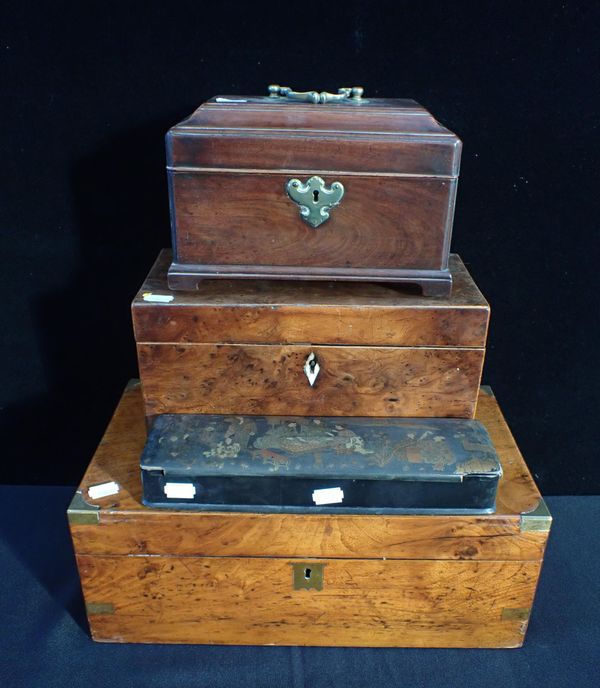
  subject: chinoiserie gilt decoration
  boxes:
[286,176,345,228]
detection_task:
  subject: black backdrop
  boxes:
[1,0,599,492]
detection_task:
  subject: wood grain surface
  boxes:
[134,251,487,419]
[171,172,455,270]
[168,97,460,176]
[71,383,547,562]
[136,343,483,419]
[70,383,549,647]
[133,251,489,348]
[169,131,460,176]
[78,554,539,647]
[183,97,452,135]
[166,261,454,295]
[167,96,460,287]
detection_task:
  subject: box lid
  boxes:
[140,414,501,514]
[132,250,489,348]
[68,383,550,560]
[141,414,501,482]
[167,89,461,177]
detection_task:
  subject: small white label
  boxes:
[312,487,344,505]
[164,482,196,499]
[88,481,119,499]
[215,97,248,103]
[142,292,174,303]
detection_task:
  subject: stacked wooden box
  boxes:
[68,88,550,648]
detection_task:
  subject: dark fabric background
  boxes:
[1,0,599,491]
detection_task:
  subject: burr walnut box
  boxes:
[133,250,489,420]
[166,87,462,296]
[68,382,551,647]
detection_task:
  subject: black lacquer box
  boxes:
[141,414,502,514]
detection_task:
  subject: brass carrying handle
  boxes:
[268,84,364,103]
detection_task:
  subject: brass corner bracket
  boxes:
[67,490,100,525]
[520,498,552,532]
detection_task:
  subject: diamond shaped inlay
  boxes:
[304,352,320,387]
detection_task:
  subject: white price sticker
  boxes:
[142,292,174,303]
[164,482,196,499]
[312,487,344,506]
[88,481,120,499]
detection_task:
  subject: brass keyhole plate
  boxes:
[291,562,325,591]
[286,176,344,228]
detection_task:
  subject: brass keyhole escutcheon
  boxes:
[286,175,344,228]
[291,563,325,591]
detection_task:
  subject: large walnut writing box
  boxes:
[166,88,461,295]
[68,382,551,648]
[133,250,489,420]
